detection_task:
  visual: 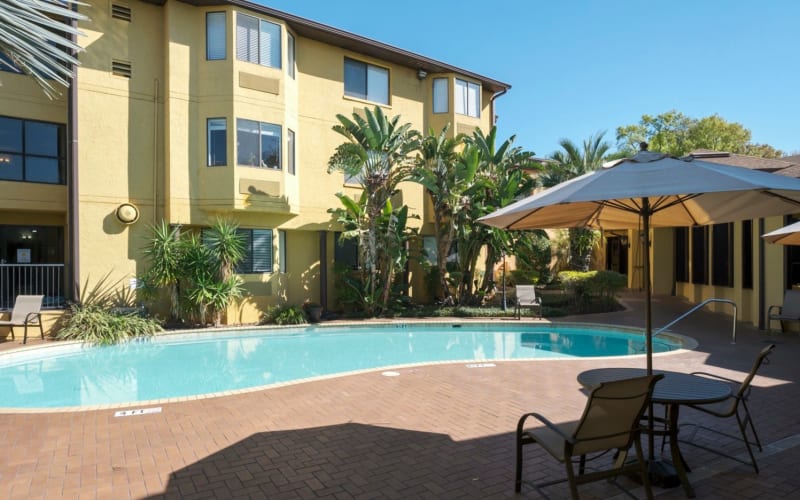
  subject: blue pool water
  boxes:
[0,323,683,409]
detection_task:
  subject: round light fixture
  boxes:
[116,203,140,224]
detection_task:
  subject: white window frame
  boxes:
[206,12,226,60]
[432,77,448,114]
[343,57,389,105]
[455,78,480,118]
[236,13,281,69]
[287,32,296,79]
[207,117,227,166]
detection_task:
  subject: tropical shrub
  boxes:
[55,275,162,345]
[262,304,308,325]
[56,306,161,345]
[557,270,626,312]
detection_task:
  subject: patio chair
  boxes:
[515,374,663,499]
[767,290,800,332]
[682,343,776,473]
[0,295,45,344]
[514,284,542,319]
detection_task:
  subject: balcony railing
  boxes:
[0,264,66,310]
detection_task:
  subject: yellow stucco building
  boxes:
[0,0,507,328]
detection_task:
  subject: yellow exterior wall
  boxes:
[1,0,496,326]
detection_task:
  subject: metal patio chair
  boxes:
[682,343,776,473]
[515,374,663,499]
[0,295,45,344]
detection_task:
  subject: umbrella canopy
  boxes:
[762,220,800,245]
[479,150,800,373]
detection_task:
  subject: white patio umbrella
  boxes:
[479,150,800,373]
[762,220,800,245]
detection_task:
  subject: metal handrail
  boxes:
[654,298,738,344]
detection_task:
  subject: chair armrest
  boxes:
[516,412,576,444]
[25,312,42,324]
[690,371,738,385]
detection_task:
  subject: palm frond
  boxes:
[0,0,87,98]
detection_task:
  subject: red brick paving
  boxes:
[1,292,799,499]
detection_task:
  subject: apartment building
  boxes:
[0,0,510,326]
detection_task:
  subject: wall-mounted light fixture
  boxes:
[116,202,140,224]
[417,69,428,80]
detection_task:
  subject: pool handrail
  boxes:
[654,298,737,344]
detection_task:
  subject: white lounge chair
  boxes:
[514,285,542,319]
[0,295,45,344]
[767,290,800,332]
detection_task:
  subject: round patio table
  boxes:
[577,367,732,498]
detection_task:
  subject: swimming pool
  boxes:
[0,323,686,410]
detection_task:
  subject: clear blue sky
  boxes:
[258,0,799,157]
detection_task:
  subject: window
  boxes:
[287,32,296,79]
[344,58,389,105]
[278,230,287,273]
[691,226,708,285]
[287,128,295,175]
[236,228,273,273]
[711,223,733,287]
[206,12,226,60]
[741,220,753,289]
[0,116,65,184]
[674,227,689,283]
[236,13,281,68]
[455,78,480,118]
[236,119,281,169]
[432,78,448,113]
[786,216,800,289]
[207,118,226,166]
[334,232,359,269]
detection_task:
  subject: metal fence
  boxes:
[0,264,66,310]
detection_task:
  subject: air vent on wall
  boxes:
[111,60,132,78]
[111,4,132,22]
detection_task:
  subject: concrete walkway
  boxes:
[1,293,799,499]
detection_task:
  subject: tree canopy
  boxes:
[615,110,783,158]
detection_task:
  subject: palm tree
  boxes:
[0,0,85,98]
[456,127,538,303]
[328,107,420,315]
[544,132,610,271]
[411,125,470,303]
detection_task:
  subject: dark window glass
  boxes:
[236,118,260,166]
[0,117,23,152]
[691,226,709,285]
[287,129,295,175]
[260,123,281,169]
[0,116,64,184]
[344,58,367,100]
[207,118,226,166]
[674,227,689,283]
[334,232,359,269]
[232,228,273,274]
[742,220,753,289]
[711,223,733,287]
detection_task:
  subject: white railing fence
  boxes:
[0,264,67,310]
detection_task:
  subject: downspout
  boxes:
[68,4,80,302]
[153,79,159,224]
[489,88,508,127]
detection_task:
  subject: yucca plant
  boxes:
[55,274,162,345]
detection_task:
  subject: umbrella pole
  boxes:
[642,198,658,463]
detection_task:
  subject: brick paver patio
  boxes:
[1,292,799,499]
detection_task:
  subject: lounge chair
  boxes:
[682,343,776,473]
[514,284,542,319]
[515,374,663,499]
[0,295,45,344]
[768,290,800,332]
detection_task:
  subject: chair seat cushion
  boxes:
[524,421,578,462]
